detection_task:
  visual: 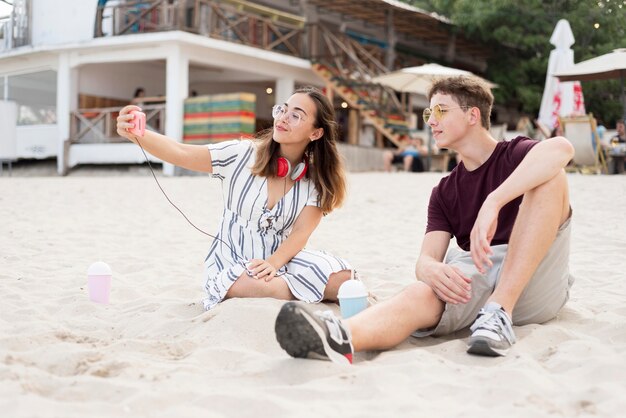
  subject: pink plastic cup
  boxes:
[87,262,112,304]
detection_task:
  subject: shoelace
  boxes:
[470,309,517,344]
[317,311,349,343]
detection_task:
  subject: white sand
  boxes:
[1,171,625,417]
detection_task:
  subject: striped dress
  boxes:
[202,139,352,310]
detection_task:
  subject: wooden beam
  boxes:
[348,109,359,145]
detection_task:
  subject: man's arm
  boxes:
[470,136,574,272]
[416,231,472,304]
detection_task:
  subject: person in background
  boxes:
[516,116,536,139]
[608,119,626,174]
[383,136,427,172]
[595,118,607,146]
[611,120,625,144]
[131,87,146,106]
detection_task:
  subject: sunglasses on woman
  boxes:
[422,104,472,124]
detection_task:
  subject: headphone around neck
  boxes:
[277,156,308,181]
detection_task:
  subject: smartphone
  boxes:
[129,110,146,136]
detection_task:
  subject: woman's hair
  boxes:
[428,76,494,130]
[250,86,347,213]
[133,87,145,98]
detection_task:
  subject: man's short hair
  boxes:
[428,76,494,130]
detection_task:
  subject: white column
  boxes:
[56,53,78,175]
[275,78,295,106]
[165,45,189,176]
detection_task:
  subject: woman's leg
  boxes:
[322,269,353,301]
[226,272,295,301]
[226,268,353,302]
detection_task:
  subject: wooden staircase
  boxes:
[309,25,411,147]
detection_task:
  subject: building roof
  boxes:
[308,0,490,64]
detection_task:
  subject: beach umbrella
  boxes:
[371,63,495,96]
[538,19,586,131]
[555,48,626,123]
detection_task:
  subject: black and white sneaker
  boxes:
[467,302,517,357]
[275,301,354,365]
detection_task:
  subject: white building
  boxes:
[0,0,489,175]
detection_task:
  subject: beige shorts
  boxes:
[413,213,574,338]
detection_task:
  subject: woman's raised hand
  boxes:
[116,105,144,143]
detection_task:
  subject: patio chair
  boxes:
[559,114,608,174]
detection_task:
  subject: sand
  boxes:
[1,169,625,417]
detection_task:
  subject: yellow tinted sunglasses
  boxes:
[422,104,472,124]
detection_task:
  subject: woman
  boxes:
[116,87,354,310]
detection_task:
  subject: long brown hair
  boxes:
[250,86,347,213]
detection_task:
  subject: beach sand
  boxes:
[1,170,625,417]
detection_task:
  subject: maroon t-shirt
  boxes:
[426,136,539,251]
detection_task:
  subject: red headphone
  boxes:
[277,157,308,181]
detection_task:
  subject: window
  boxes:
[7,70,57,125]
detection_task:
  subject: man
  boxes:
[611,120,625,144]
[609,120,626,174]
[274,76,575,363]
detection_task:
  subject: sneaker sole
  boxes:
[275,302,351,365]
[467,338,509,357]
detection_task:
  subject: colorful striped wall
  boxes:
[183,93,256,143]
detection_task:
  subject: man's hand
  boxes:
[419,259,472,304]
[470,199,499,274]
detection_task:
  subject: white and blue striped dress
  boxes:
[202,139,352,310]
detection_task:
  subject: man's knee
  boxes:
[525,170,570,222]
[400,282,443,314]
[532,170,568,197]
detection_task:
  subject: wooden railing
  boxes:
[69,104,166,145]
[0,0,31,51]
[309,23,388,79]
[97,0,183,36]
[98,0,307,58]
[309,23,407,124]
[194,0,305,56]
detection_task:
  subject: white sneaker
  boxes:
[467,302,516,357]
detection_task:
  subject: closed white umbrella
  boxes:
[372,63,494,96]
[555,48,626,123]
[538,19,586,131]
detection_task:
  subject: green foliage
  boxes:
[404,0,626,126]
